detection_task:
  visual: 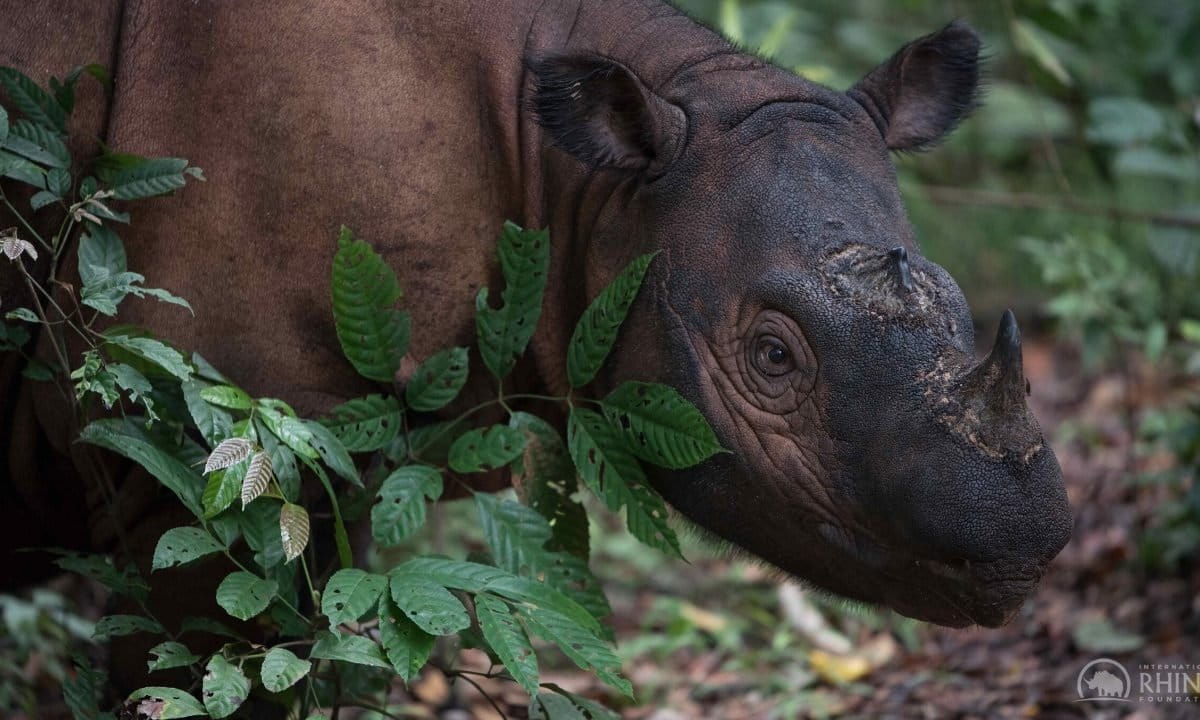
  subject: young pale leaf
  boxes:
[93,614,164,641]
[95,154,198,200]
[240,451,273,507]
[215,571,277,621]
[203,463,245,519]
[182,380,234,447]
[199,385,253,410]
[530,691,620,720]
[259,407,318,459]
[202,655,249,719]
[310,630,391,668]
[389,576,470,636]
[377,592,434,681]
[566,252,656,388]
[448,425,527,474]
[404,346,469,411]
[279,503,310,563]
[568,408,681,557]
[260,647,311,693]
[126,687,206,719]
[302,420,360,486]
[371,465,442,546]
[322,569,387,627]
[519,607,632,697]
[602,381,724,468]
[5,118,70,167]
[474,222,550,378]
[473,592,539,695]
[508,412,589,557]
[204,437,253,474]
[321,394,402,452]
[152,527,225,571]
[79,419,204,519]
[331,226,410,383]
[147,642,201,672]
[0,67,67,133]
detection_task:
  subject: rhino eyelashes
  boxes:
[887,246,914,293]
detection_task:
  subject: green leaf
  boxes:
[475,222,550,378]
[108,362,155,415]
[371,465,442,546]
[147,642,201,673]
[47,166,70,196]
[126,687,207,719]
[78,224,126,286]
[389,575,470,636]
[93,614,164,641]
[215,571,277,621]
[530,690,620,720]
[321,394,402,452]
[331,226,410,383]
[310,630,390,668]
[474,494,551,576]
[258,425,300,502]
[519,607,631,697]
[0,67,67,133]
[566,252,656,387]
[1010,19,1072,87]
[377,592,434,681]
[79,419,204,519]
[53,553,149,601]
[30,190,58,210]
[509,412,589,557]
[568,408,681,557]
[4,118,70,167]
[203,463,245,519]
[322,569,387,627]
[5,307,38,323]
[260,647,311,693]
[404,346,469,411]
[95,154,197,199]
[201,655,249,719]
[0,149,46,187]
[448,425,527,473]
[152,527,225,571]
[63,655,105,720]
[183,380,234,447]
[199,385,253,410]
[0,105,7,144]
[180,617,241,640]
[103,332,193,381]
[279,502,310,563]
[302,420,360,486]
[1086,97,1165,146]
[602,381,723,469]
[259,407,318,459]
[473,592,539,695]
[1072,618,1145,653]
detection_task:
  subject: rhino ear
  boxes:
[528,54,685,172]
[848,21,982,151]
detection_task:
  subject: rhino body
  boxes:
[2,0,1071,665]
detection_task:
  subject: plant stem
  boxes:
[0,189,52,253]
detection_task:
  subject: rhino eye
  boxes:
[755,336,794,376]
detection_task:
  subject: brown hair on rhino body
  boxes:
[2,0,1069,649]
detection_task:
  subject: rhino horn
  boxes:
[964,309,1026,414]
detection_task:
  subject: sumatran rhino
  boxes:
[1,0,1070,636]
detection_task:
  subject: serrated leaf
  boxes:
[448,425,527,473]
[93,614,164,641]
[4,118,70,167]
[302,420,359,486]
[259,407,318,459]
[321,394,402,452]
[602,381,723,468]
[331,226,410,383]
[474,592,539,694]
[199,385,252,410]
[95,154,195,199]
[147,642,200,673]
[0,67,67,133]
[152,527,224,571]
[79,419,204,519]
[475,222,550,378]
[240,451,273,507]
[279,503,310,563]
[182,380,233,447]
[310,630,390,668]
[103,332,193,381]
[108,362,155,415]
[508,412,589,557]
[568,408,681,557]
[371,465,442,546]
[566,252,656,388]
[126,687,207,719]
[377,592,434,681]
[260,648,311,693]
[519,607,631,697]
[404,346,469,411]
[322,569,387,627]
[201,655,249,719]
[203,437,253,473]
[389,575,470,636]
[215,571,277,621]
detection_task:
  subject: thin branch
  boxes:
[451,671,509,720]
[919,185,1200,230]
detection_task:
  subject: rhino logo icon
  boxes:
[1076,659,1131,702]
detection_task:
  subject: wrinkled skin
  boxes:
[1,0,1069,653]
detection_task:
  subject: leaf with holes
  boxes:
[93,614,164,641]
[474,592,539,695]
[508,412,589,557]
[322,569,387,627]
[568,408,681,557]
[303,420,360,486]
[475,222,550,378]
[127,687,206,719]
[203,438,253,474]
[602,381,724,468]
[566,252,656,388]
[279,503,310,562]
[321,394,402,452]
[389,575,470,636]
[448,425,527,474]
[377,592,434,681]
[199,385,253,410]
[152,527,224,571]
[215,571,277,621]
[405,346,469,411]
[260,647,311,693]
[259,407,318,459]
[147,642,200,673]
[310,630,390,668]
[331,226,410,383]
[201,655,249,719]
[240,451,273,507]
[371,465,442,546]
[519,606,631,697]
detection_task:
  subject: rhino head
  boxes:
[529,20,1071,627]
